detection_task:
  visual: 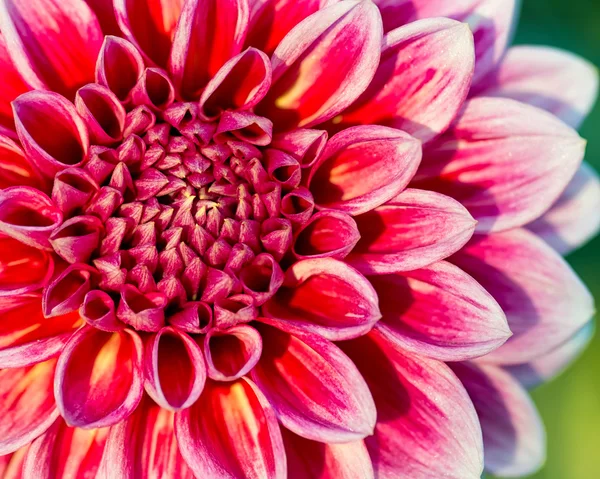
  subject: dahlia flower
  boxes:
[0,0,597,477]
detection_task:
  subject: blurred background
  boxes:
[509,1,600,477]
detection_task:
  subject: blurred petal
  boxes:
[84,0,121,35]
[0,446,28,479]
[0,134,41,189]
[0,33,29,130]
[0,236,54,296]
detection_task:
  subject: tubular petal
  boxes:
[239,253,284,306]
[51,168,100,218]
[204,324,262,381]
[175,378,286,479]
[49,216,103,264]
[263,258,381,341]
[42,264,95,318]
[293,211,360,260]
[96,36,145,103]
[54,326,144,428]
[76,84,126,145]
[252,320,376,443]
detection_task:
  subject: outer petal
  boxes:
[0,134,41,189]
[308,126,421,216]
[262,258,381,340]
[0,359,59,455]
[55,326,144,428]
[175,378,286,479]
[340,331,484,479]
[452,229,595,364]
[527,163,600,255]
[371,261,511,361]
[0,0,103,97]
[451,362,545,477]
[23,417,108,479]
[282,428,374,479]
[84,0,120,35]
[0,33,29,130]
[477,45,599,129]
[0,446,28,479]
[252,320,376,443]
[0,236,54,296]
[333,18,474,143]
[257,0,383,130]
[170,0,249,100]
[347,188,476,273]
[415,97,586,232]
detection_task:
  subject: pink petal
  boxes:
[55,326,144,428]
[117,285,167,332]
[175,378,286,479]
[0,133,42,189]
[80,290,123,332]
[452,229,595,364]
[281,188,315,227]
[51,168,100,217]
[84,0,120,35]
[451,362,545,477]
[0,186,63,250]
[0,359,59,455]
[0,0,103,97]
[239,253,284,306]
[75,83,126,145]
[23,417,108,479]
[50,215,103,264]
[215,111,273,146]
[476,45,599,129]
[263,258,381,341]
[42,264,95,318]
[131,68,176,112]
[0,446,28,479]
[13,91,90,177]
[527,163,600,255]
[170,0,249,100]
[308,126,421,215]
[144,327,206,411]
[0,236,54,296]
[0,33,29,130]
[270,129,328,169]
[252,320,376,443]
[169,301,213,334]
[257,0,383,130]
[333,18,474,143]
[371,261,510,361]
[204,325,261,381]
[341,330,484,479]
[415,97,586,232]
[347,188,476,274]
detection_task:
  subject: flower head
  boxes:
[0,0,597,478]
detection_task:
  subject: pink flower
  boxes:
[0,0,597,477]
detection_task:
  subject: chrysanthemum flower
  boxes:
[0,0,597,477]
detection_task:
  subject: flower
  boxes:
[0,0,597,477]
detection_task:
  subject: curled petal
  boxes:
[452,229,595,364]
[175,378,286,479]
[80,290,123,332]
[169,301,212,334]
[42,264,95,318]
[215,111,273,146]
[51,168,100,217]
[55,326,144,428]
[131,68,176,112]
[0,236,54,296]
[239,253,284,306]
[0,0,103,96]
[50,215,103,264]
[253,320,376,443]
[144,327,206,411]
[13,91,90,177]
[263,258,380,340]
[260,218,293,261]
[270,128,328,169]
[117,285,167,332]
[347,188,476,274]
[281,188,315,227]
[257,0,383,130]
[204,324,262,381]
[76,83,126,145]
[0,133,41,189]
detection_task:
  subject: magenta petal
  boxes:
[451,362,545,477]
[452,229,595,364]
[341,331,484,479]
[270,128,328,169]
[42,263,95,318]
[117,285,167,332]
[131,67,176,112]
[263,258,380,341]
[0,0,103,97]
[50,215,103,264]
[144,327,206,411]
[13,91,90,177]
[239,253,284,306]
[175,378,286,479]
[80,290,122,332]
[281,187,315,227]
[416,97,586,232]
[0,33,29,130]
[169,301,212,334]
[309,126,421,215]
[371,261,510,361]
[51,168,100,217]
[204,324,262,381]
[55,326,144,428]
[0,186,63,250]
[252,320,376,443]
[75,83,126,145]
[257,0,383,130]
[215,110,273,146]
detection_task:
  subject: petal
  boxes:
[49,215,103,264]
[371,260,510,361]
[415,97,586,232]
[80,290,123,332]
[51,168,100,218]
[130,67,176,112]
[282,428,374,479]
[263,258,381,341]
[204,324,262,381]
[239,253,284,306]
[451,228,595,364]
[95,36,145,102]
[476,45,599,129]
[75,83,126,145]
[0,0,103,97]
[84,0,121,35]
[55,326,144,428]
[333,18,474,143]
[170,0,249,100]
[144,327,206,411]
[451,362,545,477]
[527,163,600,255]
[0,446,28,479]
[270,129,328,169]
[308,126,421,215]
[175,378,286,479]
[252,320,376,443]
[257,0,383,130]
[23,417,108,479]
[340,331,484,479]
[0,33,29,130]
[0,359,59,455]
[42,264,95,317]
[13,91,90,178]
[0,133,42,189]
[0,236,55,296]
[347,188,476,274]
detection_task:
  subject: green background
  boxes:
[504,1,600,477]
